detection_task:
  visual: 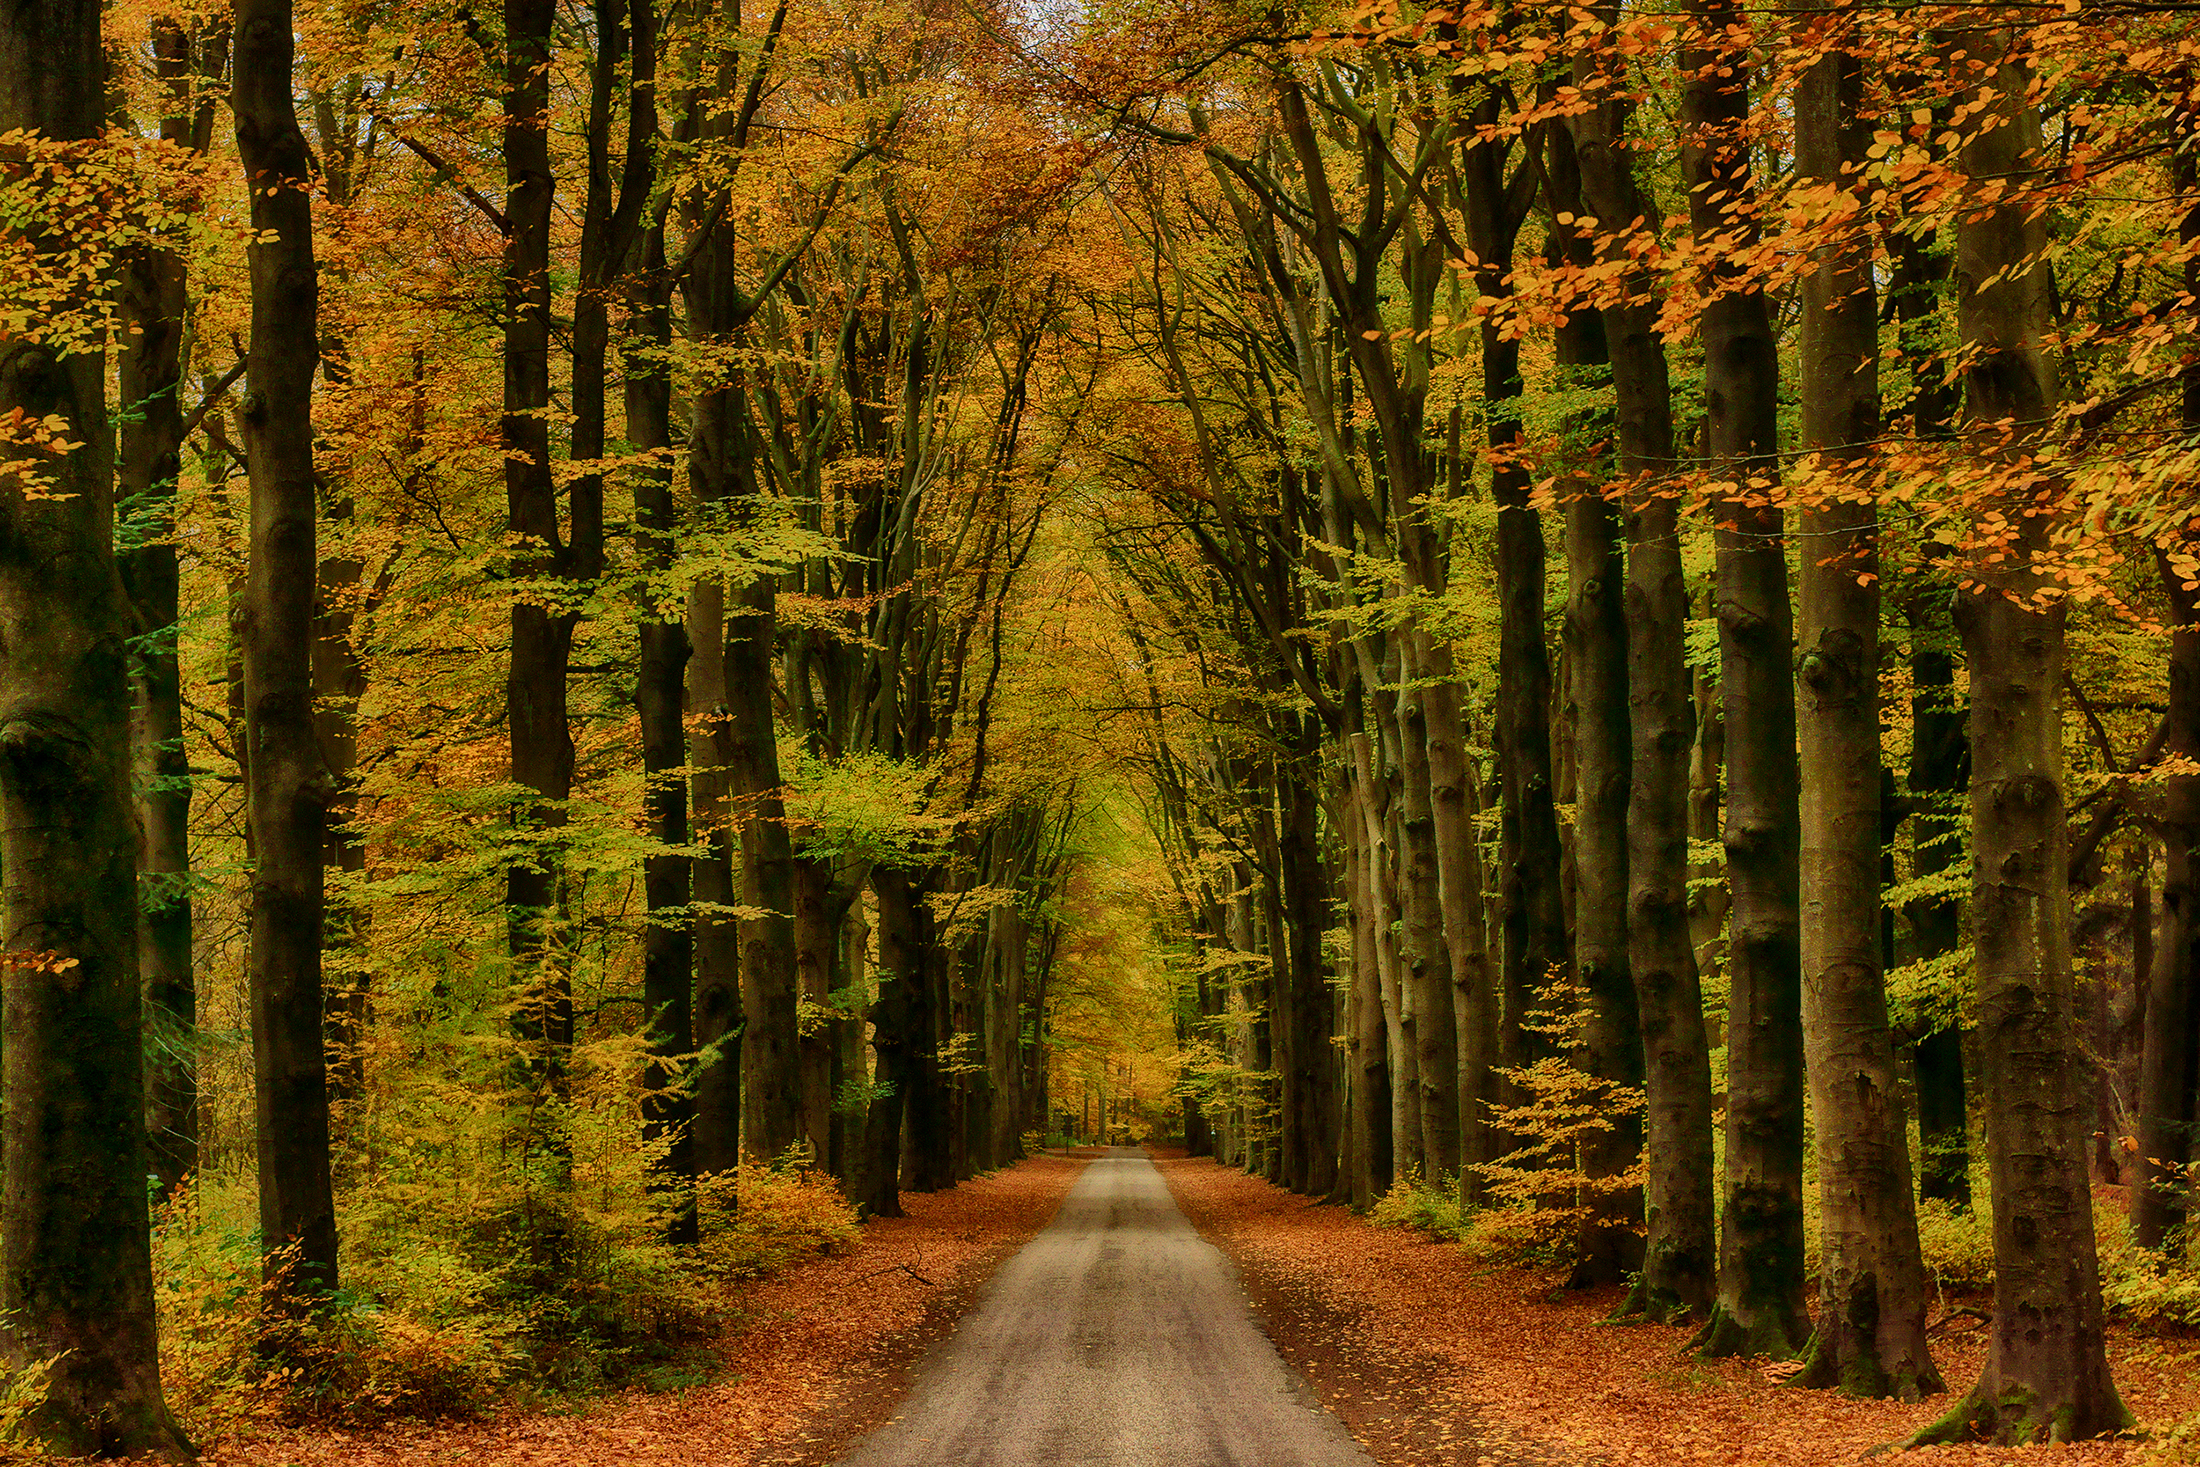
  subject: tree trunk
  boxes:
[1912,31,2127,1444]
[903,866,952,1190]
[1570,52,1714,1321]
[724,577,799,1168]
[0,1,192,1451]
[861,866,921,1216]
[1424,659,1495,1194]
[1345,762,1393,1207]
[1908,603,1971,1209]
[2137,566,2200,1245]
[793,853,835,1166]
[1463,129,1565,1097]
[1397,665,1461,1181]
[1684,0,1808,1357]
[235,0,339,1306]
[2131,166,2200,1251]
[629,210,695,1240]
[832,897,869,1182]
[1280,715,1338,1197]
[117,14,216,1201]
[502,0,575,1106]
[1546,128,1642,1288]
[1563,472,1644,1288]
[1791,21,1941,1400]
[685,580,740,1177]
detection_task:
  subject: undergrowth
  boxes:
[1372,1127,2200,1341]
[153,1158,858,1440]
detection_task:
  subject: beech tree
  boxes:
[235,0,339,1304]
[0,0,190,1451]
[1912,21,2130,1444]
[1789,0,1939,1399]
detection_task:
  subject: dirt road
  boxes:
[837,1147,1371,1467]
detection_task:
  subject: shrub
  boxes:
[696,1165,860,1282]
[1913,1197,1996,1294]
[1370,1176,1471,1241]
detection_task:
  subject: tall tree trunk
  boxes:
[1907,596,1971,1209]
[1353,722,1419,1180]
[236,0,339,1306]
[1889,116,1971,1212]
[117,13,217,1200]
[1463,129,1565,1103]
[725,576,799,1167]
[630,212,696,1239]
[1424,659,1495,1192]
[1344,761,1393,1207]
[2131,162,2200,1251]
[502,0,574,1092]
[2136,557,2200,1247]
[861,865,921,1216]
[1684,0,1807,1357]
[685,581,740,1176]
[1281,715,1337,1197]
[832,897,869,1181]
[1913,30,2129,1444]
[1547,130,1643,1289]
[1791,17,1941,1399]
[1570,46,1714,1322]
[793,853,835,1165]
[1397,667,1461,1180]
[903,866,952,1190]
[0,0,192,1451]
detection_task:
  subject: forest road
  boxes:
[834,1147,1375,1467]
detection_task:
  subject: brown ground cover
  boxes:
[206,1151,1090,1467]
[1158,1153,2200,1467]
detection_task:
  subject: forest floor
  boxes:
[1158,1152,2200,1467]
[203,1150,1092,1467]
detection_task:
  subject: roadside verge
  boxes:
[207,1152,1091,1467]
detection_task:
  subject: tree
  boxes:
[1683,0,1806,1357]
[1568,7,1715,1322]
[1789,0,1939,1399]
[1911,21,2129,1444]
[235,0,339,1306]
[0,0,191,1451]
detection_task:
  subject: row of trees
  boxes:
[1,0,1128,1454]
[4,0,2198,1453]
[1080,0,2195,1449]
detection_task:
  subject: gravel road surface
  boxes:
[836,1147,1374,1467]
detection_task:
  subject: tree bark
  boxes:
[861,865,921,1216]
[1569,42,1714,1321]
[117,14,219,1201]
[1911,29,2127,1444]
[1287,716,1339,1196]
[629,210,696,1239]
[2131,163,2200,1251]
[1462,122,1565,1107]
[1683,0,1808,1357]
[685,580,740,1177]
[0,1,193,1451]
[502,0,574,1095]
[1344,759,1393,1207]
[1547,119,1642,1288]
[1397,666,1462,1181]
[235,0,339,1307]
[793,852,836,1166]
[1791,19,1941,1400]
[1907,597,1971,1209]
